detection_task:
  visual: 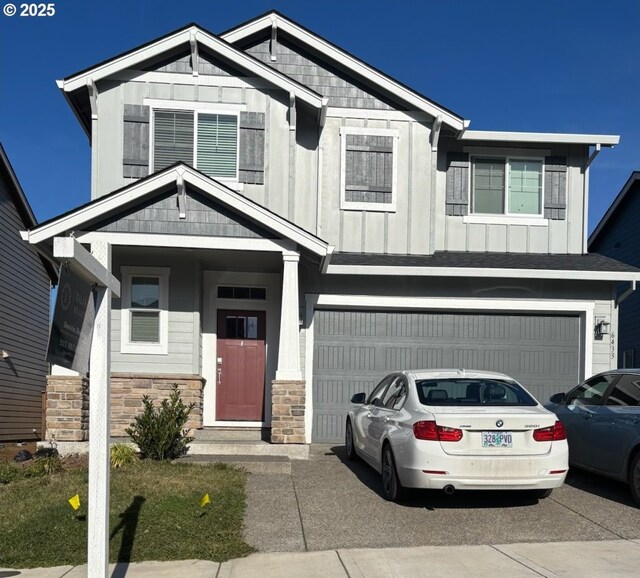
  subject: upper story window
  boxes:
[121,267,169,355]
[471,156,543,216]
[152,109,239,180]
[340,127,398,212]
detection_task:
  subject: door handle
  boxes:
[217,367,222,385]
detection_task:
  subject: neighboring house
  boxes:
[22,11,640,445]
[588,172,640,369]
[0,144,56,442]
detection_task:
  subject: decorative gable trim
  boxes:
[24,164,331,259]
[221,12,465,131]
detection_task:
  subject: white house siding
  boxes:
[110,250,199,374]
[437,139,587,255]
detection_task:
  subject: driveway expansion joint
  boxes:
[490,545,554,577]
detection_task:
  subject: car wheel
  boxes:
[630,452,640,506]
[381,443,403,502]
[345,420,358,461]
[531,488,553,499]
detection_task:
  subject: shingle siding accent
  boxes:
[244,36,396,110]
[88,187,277,239]
[544,156,567,220]
[445,152,470,215]
[345,134,393,204]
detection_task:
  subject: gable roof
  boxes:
[221,10,465,131]
[23,163,332,259]
[0,144,58,283]
[588,171,640,249]
[58,23,325,136]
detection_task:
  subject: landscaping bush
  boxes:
[125,385,195,460]
[110,443,138,469]
[27,454,64,477]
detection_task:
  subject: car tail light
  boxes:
[533,421,567,442]
[413,420,463,442]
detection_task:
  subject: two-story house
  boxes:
[23,11,640,446]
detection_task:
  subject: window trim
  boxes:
[147,100,243,184]
[469,153,546,218]
[120,266,170,355]
[339,126,399,213]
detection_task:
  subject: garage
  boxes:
[312,310,581,443]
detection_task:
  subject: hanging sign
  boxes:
[46,266,95,373]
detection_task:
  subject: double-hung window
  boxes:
[121,267,169,355]
[472,156,543,216]
[152,108,239,180]
[340,127,398,212]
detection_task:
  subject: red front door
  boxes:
[216,310,266,421]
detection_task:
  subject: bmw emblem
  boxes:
[496,420,504,428]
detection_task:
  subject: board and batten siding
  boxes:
[110,252,199,375]
[437,138,587,254]
[0,169,50,441]
[320,115,433,255]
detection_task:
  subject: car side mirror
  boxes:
[549,392,566,404]
[350,392,366,404]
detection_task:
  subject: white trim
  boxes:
[143,98,246,112]
[212,421,269,428]
[470,154,545,217]
[27,166,330,258]
[120,266,170,355]
[324,263,640,282]
[112,70,272,89]
[76,231,291,252]
[340,127,399,213]
[462,215,549,227]
[327,107,431,122]
[59,26,324,109]
[460,130,619,146]
[303,293,597,441]
[221,15,465,130]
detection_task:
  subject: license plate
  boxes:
[482,431,513,448]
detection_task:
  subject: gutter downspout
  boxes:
[429,115,444,254]
[87,79,99,200]
[316,98,328,237]
[616,280,637,307]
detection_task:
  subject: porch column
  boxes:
[272,250,305,444]
[276,250,301,380]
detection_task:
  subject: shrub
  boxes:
[26,455,64,477]
[110,443,138,469]
[125,385,195,460]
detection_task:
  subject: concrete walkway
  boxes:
[3,539,640,577]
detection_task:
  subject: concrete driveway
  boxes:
[244,444,640,553]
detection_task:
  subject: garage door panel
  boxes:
[312,310,581,443]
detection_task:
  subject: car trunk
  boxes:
[428,406,556,456]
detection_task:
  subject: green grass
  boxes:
[0,460,253,568]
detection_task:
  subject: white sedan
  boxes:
[345,369,569,501]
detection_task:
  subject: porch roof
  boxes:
[22,164,332,262]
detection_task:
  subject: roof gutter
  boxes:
[617,280,636,307]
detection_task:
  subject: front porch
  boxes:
[27,164,332,447]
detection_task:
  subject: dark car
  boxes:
[545,369,640,505]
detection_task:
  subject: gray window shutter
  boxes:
[544,157,567,220]
[123,104,150,178]
[239,112,265,185]
[445,152,469,215]
[345,135,393,204]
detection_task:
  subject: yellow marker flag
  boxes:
[199,493,211,508]
[69,494,81,511]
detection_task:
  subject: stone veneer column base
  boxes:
[110,374,204,437]
[45,375,90,442]
[271,380,306,444]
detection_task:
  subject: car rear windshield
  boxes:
[415,378,538,406]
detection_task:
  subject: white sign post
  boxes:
[53,237,120,578]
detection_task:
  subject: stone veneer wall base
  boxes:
[271,379,306,444]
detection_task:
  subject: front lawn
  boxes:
[0,459,253,568]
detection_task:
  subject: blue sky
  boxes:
[1,0,638,233]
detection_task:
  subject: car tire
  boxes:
[381,443,403,502]
[630,452,640,507]
[531,488,553,499]
[345,420,358,461]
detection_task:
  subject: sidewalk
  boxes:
[4,539,640,577]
